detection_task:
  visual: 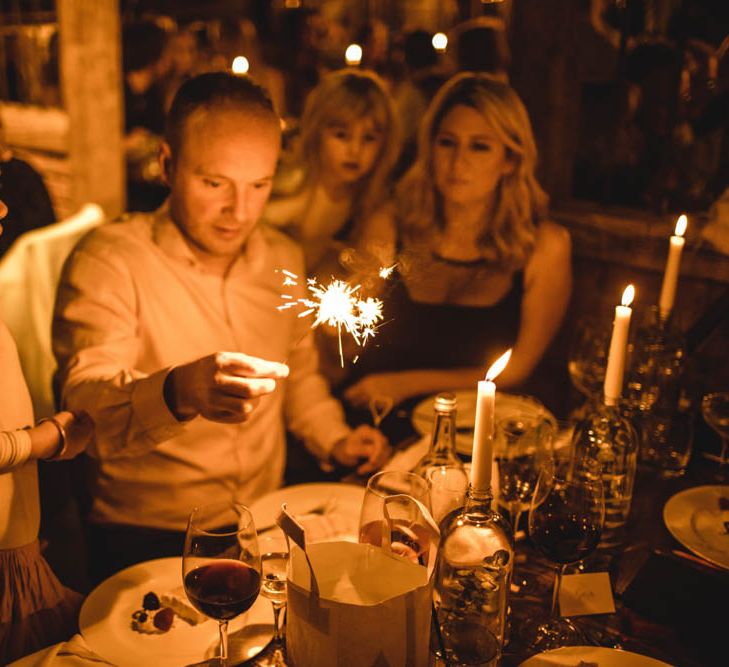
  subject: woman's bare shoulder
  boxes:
[533,220,571,259]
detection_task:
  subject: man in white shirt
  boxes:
[53,72,390,582]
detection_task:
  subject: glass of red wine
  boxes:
[358,470,432,565]
[183,502,261,666]
[523,455,605,651]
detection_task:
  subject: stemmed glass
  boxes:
[494,415,554,534]
[494,415,553,594]
[359,470,432,564]
[522,456,605,651]
[567,316,610,420]
[183,502,261,666]
[256,532,289,666]
[701,392,729,479]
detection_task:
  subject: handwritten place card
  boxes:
[559,572,616,616]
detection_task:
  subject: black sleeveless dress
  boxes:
[340,262,524,443]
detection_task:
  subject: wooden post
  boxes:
[58,0,124,217]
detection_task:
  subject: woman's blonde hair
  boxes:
[296,68,400,227]
[397,72,548,268]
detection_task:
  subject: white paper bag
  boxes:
[278,495,440,667]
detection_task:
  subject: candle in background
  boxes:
[231,56,249,75]
[432,32,448,53]
[345,43,363,66]
[471,349,512,492]
[658,214,687,319]
[603,285,635,406]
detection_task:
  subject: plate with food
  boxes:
[250,482,365,542]
[79,557,272,667]
[411,390,557,455]
[518,645,672,666]
[663,485,729,570]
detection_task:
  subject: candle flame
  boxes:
[378,264,397,279]
[621,284,635,307]
[674,214,687,237]
[276,270,384,366]
[485,348,512,382]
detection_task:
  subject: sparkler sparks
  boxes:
[378,264,397,279]
[276,270,385,366]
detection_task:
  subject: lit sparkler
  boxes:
[378,264,397,279]
[276,270,385,366]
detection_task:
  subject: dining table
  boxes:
[8,405,728,667]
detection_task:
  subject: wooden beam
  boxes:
[58,0,124,217]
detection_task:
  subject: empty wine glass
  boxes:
[255,531,289,666]
[494,415,554,534]
[494,415,553,595]
[522,456,605,651]
[359,470,432,565]
[183,502,261,666]
[567,316,611,419]
[701,391,729,479]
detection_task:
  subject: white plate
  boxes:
[663,485,729,570]
[519,645,672,666]
[250,482,365,541]
[411,390,557,455]
[79,557,272,667]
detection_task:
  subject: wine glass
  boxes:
[494,415,554,595]
[701,392,729,479]
[494,414,554,534]
[183,502,261,666]
[256,531,289,666]
[522,456,605,651]
[567,316,610,419]
[427,464,469,524]
[359,470,432,565]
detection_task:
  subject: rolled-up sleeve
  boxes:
[53,236,183,460]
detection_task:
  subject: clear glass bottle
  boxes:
[624,306,686,470]
[412,392,463,480]
[572,397,638,549]
[433,462,514,664]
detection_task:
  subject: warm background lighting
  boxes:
[231,56,249,75]
[345,43,363,66]
[432,32,448,52]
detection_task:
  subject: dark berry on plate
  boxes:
[132,610,148,622]
[153,607,175,631]
[143,591,160,610]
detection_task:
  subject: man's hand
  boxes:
[331,425,391,475]
[165,352,289,423]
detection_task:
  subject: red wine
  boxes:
[530,517,601,564]
[184,559,260,621]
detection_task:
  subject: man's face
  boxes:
[162,106,281,272]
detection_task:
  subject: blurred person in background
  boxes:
[122,19,171,212]
[0,117,56,258]
[263,68,400,277]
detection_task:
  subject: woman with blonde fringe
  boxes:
[263,68,400,276]
[343,72,572,419]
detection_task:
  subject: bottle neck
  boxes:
[430,408,457,455]
[465,484,493,510]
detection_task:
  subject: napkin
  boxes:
[38,634,112,666]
